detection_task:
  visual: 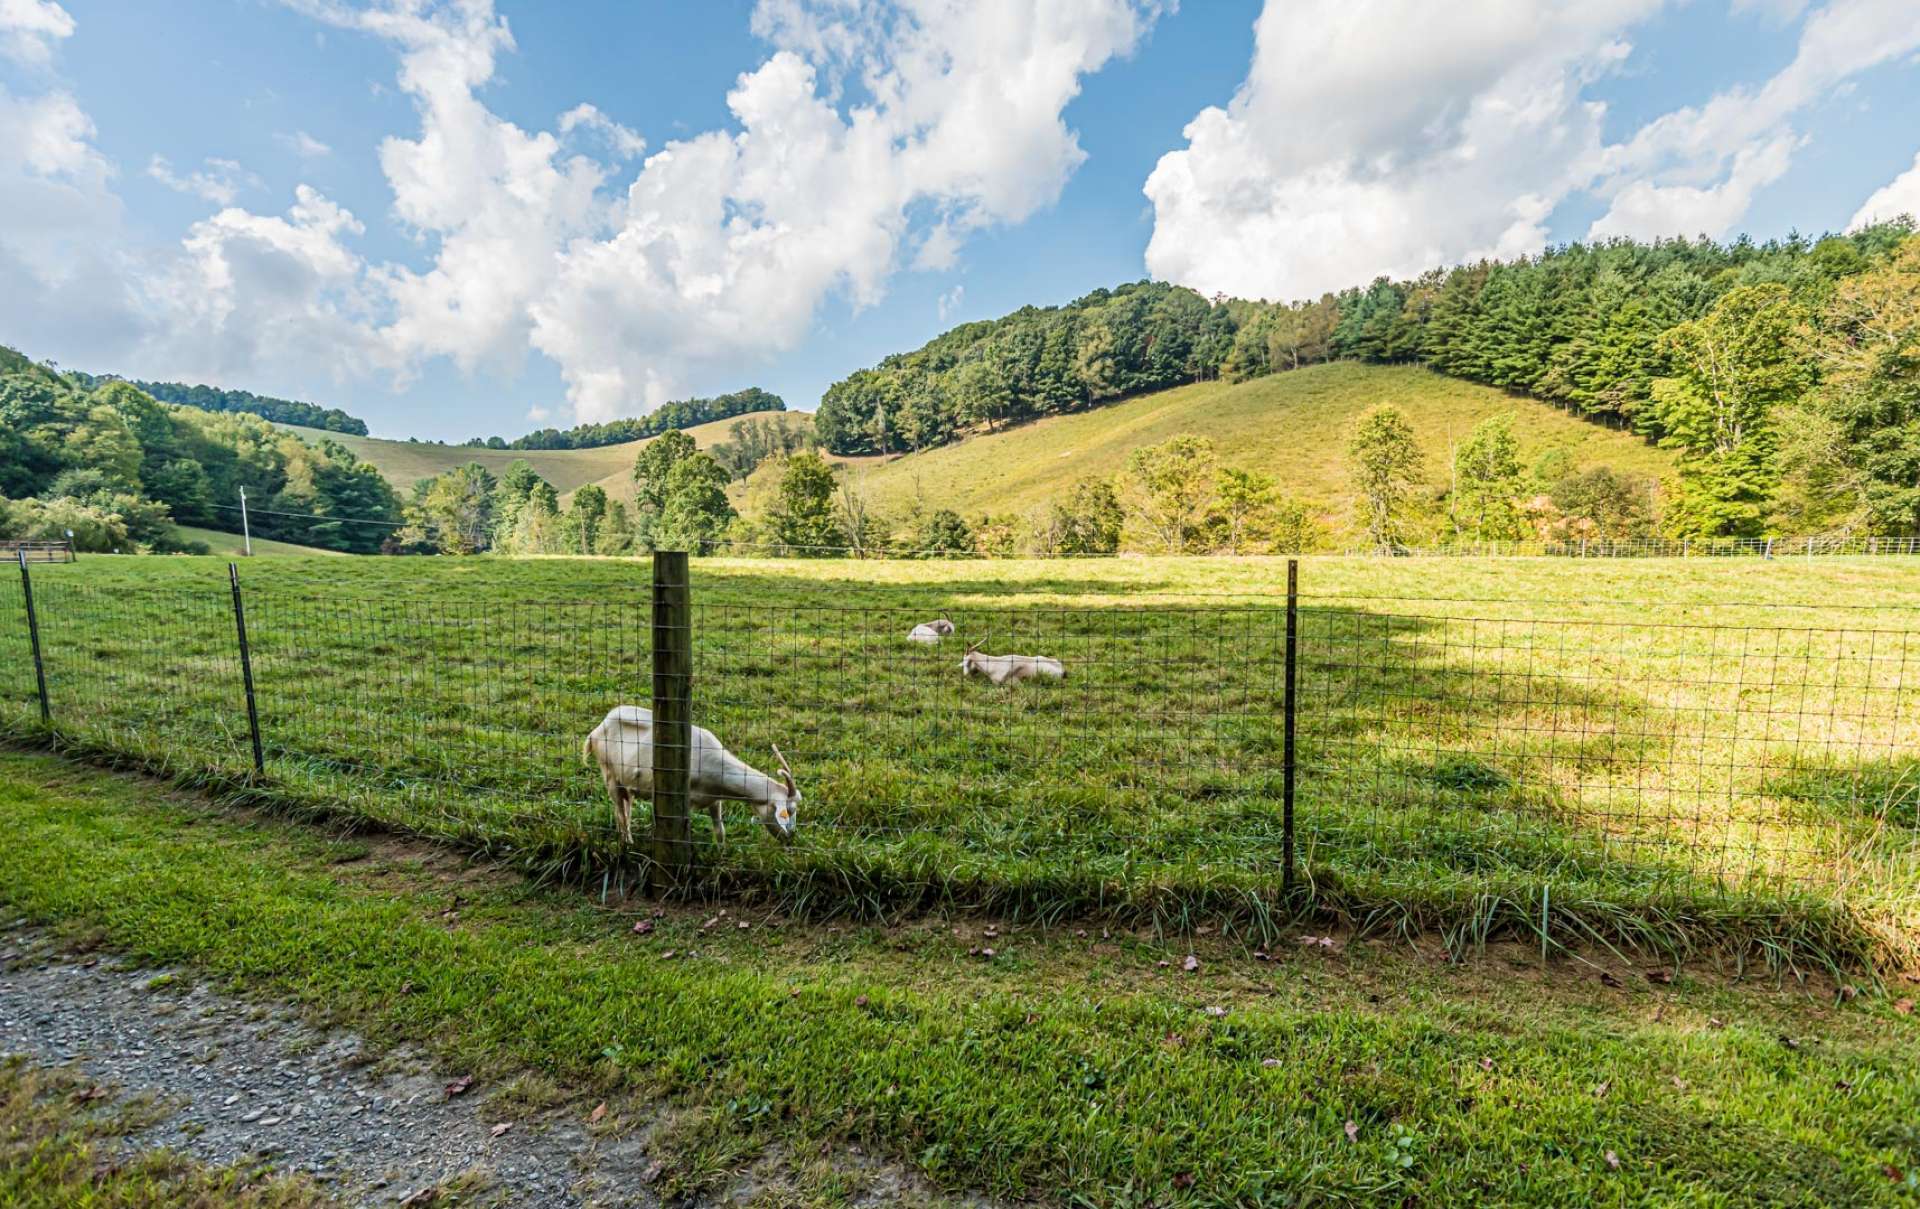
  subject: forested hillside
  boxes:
[67,371,369,435]
[815,221,1920,538]
[1,347,401,553]
[459,387,785,450]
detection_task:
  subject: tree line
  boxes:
[458,387,785,451]
[814,221,1920,538]
[66,371,370,435]
[0,347,401,553]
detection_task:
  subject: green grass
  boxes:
[276,414,747,502]
[2,748,1917,1205]
[3,553,1916,968]
[167,525,348,558]
[819,362,1672,534]
[0,1055,332,1207]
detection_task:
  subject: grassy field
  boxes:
[276,414,746,500]
[2,553,1916,967]
[818,362,1673,530]
[2,748,1917,1205]
[169,524,348,558]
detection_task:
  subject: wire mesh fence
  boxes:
[2,553,1916,929]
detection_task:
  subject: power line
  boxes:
[210,502,408,528]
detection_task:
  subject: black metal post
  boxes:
[1282,557,1298,899]
[17,549,50,725]
[650,550,693,891]
[228,563,264,775]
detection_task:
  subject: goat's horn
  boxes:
[966,640,984,654]
[771,743,796,788]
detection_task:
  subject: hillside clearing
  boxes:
[275,415,748,500]
[818,362,1671,531]
[2,748,1916,1205]
[169,524,348,558]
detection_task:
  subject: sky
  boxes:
[3,0,1918,441]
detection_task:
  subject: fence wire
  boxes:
[1,560,1916,918]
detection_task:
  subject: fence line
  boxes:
[2,555,1917,934]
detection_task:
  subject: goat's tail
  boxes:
[581,732,596,767]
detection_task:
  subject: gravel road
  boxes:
[0,922,658,1206]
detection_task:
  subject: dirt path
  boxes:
[0,924,657,1206]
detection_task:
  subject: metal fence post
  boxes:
[227,563,265,775]
[650,550,693,891]
[16,549,49,725]
[1281,557,1299,901]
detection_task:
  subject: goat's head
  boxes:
[931,617,956,635]
[960,640,985,676]
[756,743,799,842]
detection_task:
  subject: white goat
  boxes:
[959,641,1066,685]
[907,617,956,645]
[583,705,799,846]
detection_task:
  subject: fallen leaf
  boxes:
[855,995,870,1008]
[1594,1080,1611,1099]
[1894,998,1914,1016]
[737,920,750,930]
[632,919,654,936]
[1885,1164,1907,1182]
[1837,984,1858,1003]
[1645,969,1673,985]
[641,1160,666,1185]
[73,1085,109,1104]
[1155,960,1170,969]
[1599,971,1622,988]
[1172,1172,1195,1190]
[1182,954,1200,973]
[980,947,996,959]
[1778,1034,1801,1051]
[398,980,414,995]
[1479,1057,1495,1072]
[1252,950,1270,962]
[490,1122,512,1138]
[1835,1078,1853,1093]
[1261,1058,1282,1068]
[660,950,676,960]
[1075,929,1087,938]
[588,1102,607,1124]
[1671,1076,1687,1091]
[1605,1150,1621,1171]
[1204,1006,1228,1018]
[701,916,718,931]
[399,1189,440,1207]
[1344,1119,1359,1143]
[444,1075,473,1099]
[1708,1017,1726,1030]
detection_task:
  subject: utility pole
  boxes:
[239,487,253,557]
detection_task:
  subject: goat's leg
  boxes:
[707,798,726,846]
[609,780,633,847]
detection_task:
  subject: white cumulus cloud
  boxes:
[276,129,332,158]
[0,0,74,67]
[1145,0,1920,302]
[1849,149,1920,229]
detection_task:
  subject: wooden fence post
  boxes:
[650,550,693,892]
[228,563,265,775]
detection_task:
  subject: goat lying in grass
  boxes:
[907,617,956,644]
[583,705,799,846]
[960,641,1066,684]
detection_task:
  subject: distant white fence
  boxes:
[1346,536,1920,559]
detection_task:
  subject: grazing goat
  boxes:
[907,617,956,645]
[959,641,1066,684]
[583,705,799,846]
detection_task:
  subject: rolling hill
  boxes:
[815,362,1672,531]
[275,416,747,499]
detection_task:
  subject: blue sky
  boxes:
[3,0,1918,440]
